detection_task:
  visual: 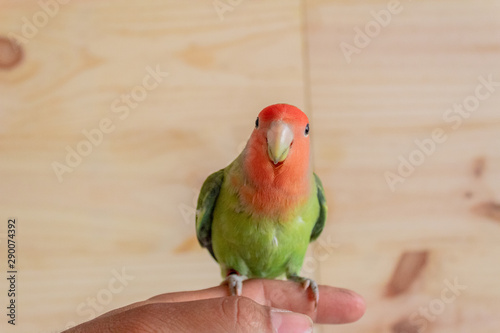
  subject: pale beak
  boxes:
[267,121,294,164]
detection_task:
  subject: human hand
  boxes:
[64,279,365,333]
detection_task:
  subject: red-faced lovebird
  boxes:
[196,103,327,306]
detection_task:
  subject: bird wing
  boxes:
[195,168,225,261]
[310,172,327,241]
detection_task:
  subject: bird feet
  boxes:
[222,273,247,296]
[287,275,319,309]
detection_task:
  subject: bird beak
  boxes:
[267,121,294,165]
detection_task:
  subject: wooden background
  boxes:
[1,0,500,332]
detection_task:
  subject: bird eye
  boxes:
[255,117,259,129]
[304,123,309,136]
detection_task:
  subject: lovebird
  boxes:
[196,103,327,305]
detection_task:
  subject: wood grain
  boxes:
[385,251,429,297]
[306,0,500,332]
[1,0,500,332]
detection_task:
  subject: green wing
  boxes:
[196,169,225,261]
[310,172,327,241]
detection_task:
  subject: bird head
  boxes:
[250,104,310,168]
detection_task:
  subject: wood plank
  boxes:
[1,0,500,332]
[306,0,500,332]
[0,0,305,331]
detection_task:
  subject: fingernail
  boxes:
[270,309,313,333]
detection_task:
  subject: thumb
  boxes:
[140,296,314,333]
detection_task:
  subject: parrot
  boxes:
[195,103,327,306]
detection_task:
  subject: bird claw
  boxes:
[222,273,247,296]
[288,276,319,310]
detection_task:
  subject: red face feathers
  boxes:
[236,104,312,216]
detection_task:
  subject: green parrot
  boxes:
[196,103,327,305]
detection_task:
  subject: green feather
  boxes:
[195,169,224,261]
[196,160,327,279]
[310,172,327,241]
